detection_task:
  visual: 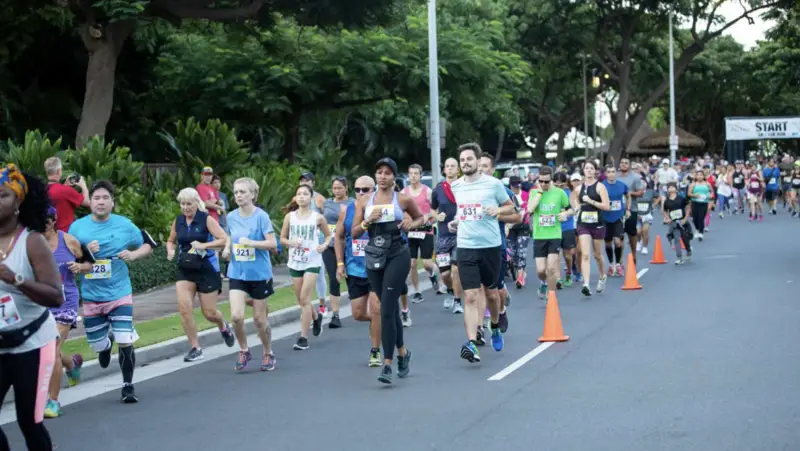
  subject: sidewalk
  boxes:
[67,265,294,340]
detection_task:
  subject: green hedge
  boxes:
[130,246,176,293]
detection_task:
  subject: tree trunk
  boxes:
[75,20,136,148]
[555,126,568,164]
[494,126,506,161]
[282,110,301,162]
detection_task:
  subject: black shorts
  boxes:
[623,212,638,236]
[765,190,778,202]
[229,278,274,300]
[457,247,502,291]
[561,229,577,250]
[176,261,222,294]
[435,235,458,270]
[408,233,434,259]
[346,276,371,300]
[534,239,561,258]
[604,219,624,241]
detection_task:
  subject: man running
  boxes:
[69,180,153,403]
[762,158,781,215]
[616,158,645,263]
[601,165,630,276]
[402,164,439,303]
[431,158,463,313]
[449,144,515,363]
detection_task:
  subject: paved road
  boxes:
[4,213,799,450]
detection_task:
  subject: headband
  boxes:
[0,164,28,202]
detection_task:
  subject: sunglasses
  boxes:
[539,179,552,184]
[353,187,371,194]
[333,176,346,183]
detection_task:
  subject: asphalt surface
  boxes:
[4,211,800,451]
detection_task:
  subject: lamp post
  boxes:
[668,7,677,164]
[582,55,589,159]
[428,0,442,186]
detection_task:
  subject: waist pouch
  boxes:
[365,235,393,271]
[178,251,206,270]
[0,310,50,349]
[510,222,530,234]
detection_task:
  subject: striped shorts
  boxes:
[83,294,139,348]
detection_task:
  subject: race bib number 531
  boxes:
[457,203,482,221]
[86,259,112,280]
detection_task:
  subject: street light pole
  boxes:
[592,68,598,152]
[428,0,442,186]
[668,7,677,164]
[582,55,589,159]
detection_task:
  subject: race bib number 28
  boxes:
[0,295,21,330]
[86,259,112,280]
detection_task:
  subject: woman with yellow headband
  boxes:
[0,164,65,450]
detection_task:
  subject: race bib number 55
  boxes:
[86,259,112,280]
[457,203,482,221]
[352,240,367,257]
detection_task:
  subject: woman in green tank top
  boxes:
[688,170,712,240]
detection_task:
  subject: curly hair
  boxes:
[18,171,50,233]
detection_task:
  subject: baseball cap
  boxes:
[570,173,582,182]
[509,175,522,186]
[201,166,213,174]
[375,157,398,175]
[299,172,315,182]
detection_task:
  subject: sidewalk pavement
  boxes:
[66,265,295,340]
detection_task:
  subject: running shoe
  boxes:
[312,312,323,336]
[411,292,424,304]
[235,349,253,370]
[121,383,138,404]
[378,364,393,384]
[220,321,235,347]
[460,341,480,363]
[369,349,381,367]
[260,353,276,371]
[401,310,412,327]
[397,349,412,378]
[44,399,62,418]
[66,354,83,387]
[184,347,203,362]
[491,329,504,352]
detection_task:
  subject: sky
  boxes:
[718,1,775,49]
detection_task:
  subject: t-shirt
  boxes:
[616,172,645,203]
[602,180,629,223]
[498,186,518,250]
[561,188,576,231]
[431,182,457,238]
[68,214,144,302]
[451,174,510,249]
[531,188,570,240]
[226,208,274,282]
[196,183,221,221]
[763,167,780,191]
[663,195,688,221]
[47,183,84,232]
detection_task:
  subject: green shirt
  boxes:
[531,188,571,240]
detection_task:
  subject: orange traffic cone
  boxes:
[621,253,642,290]
[650,235,667,264]
[680,237,686,250]
[539,291,569,342]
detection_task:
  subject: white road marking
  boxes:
[487,267,650,382]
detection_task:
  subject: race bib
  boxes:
[0,295,21,330]
[328,224,336,234]
[769,177,777,185]
[408,231,426,240]
[233,244,255,262]
[457,203,483,221]
[696,194,707,201]
[669,209,683,220]
[580,211,598,224]
[351,240,367,257]
[734,176,743,184]
[538,214,556,227]
[367,204,395,223]
[86,259,112,280]
[436,253,450,267]
[291,246,310,263]
[750,181,760,189]
[794,179,800,185]
[610,200,622,211]
[637,202,650,213]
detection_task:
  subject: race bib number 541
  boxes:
[86,259,112,280]
[457,203,482,221]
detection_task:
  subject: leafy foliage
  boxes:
[115,186,180,243]
[67,136,143,190]
[1,130,66,178]
[129,245,176,293]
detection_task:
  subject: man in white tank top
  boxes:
[402,164,442,307]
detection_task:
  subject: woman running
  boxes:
[222,177,277,372]
[42,206,84,419]
[731,161,747,214]
[507,176,530,288]
[0,165,64,450]
[166,188,234,363]
[554,172,577,288]
[746,171,764,221]
[320,177,353,329]
[571,160,611,297]
[281,185,331,351]
[688,169,713,240]
[352,157,421,384]
[716,165,733,218]
[661,183,693,264]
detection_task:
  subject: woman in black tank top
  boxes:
[732,161,746,213]
[570,160,610,297]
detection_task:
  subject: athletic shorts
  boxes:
[176,263,222,294]
[534,239,561,258]
[83,295,139,347]
[408,233,434,259]
[560,229,577,250]
[289,267,321,278]
[765,190,778,202]
[496,252,507,290]
[577,226,605,241]
[457,247,502,291]
[50,306,78,329]
[435,235,458,270]
[623,212,638,236]
[604,220,625,241]
[346,276,371,300]
[230,278,274,300]
[638,213,653,226]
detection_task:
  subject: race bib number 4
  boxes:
[580,211,598,224]
[233,244,255,262]
[408,231,426,239]
[637,202,650,213]
[610,200,622,211]
[86,259,112,280]
[0,295,21,330]
[367,204,395,223]
[669,209,683,220]
[352,240,367,257]
[291,247,310,263]
[436,253,450,267]
[457,203,483,221]
[538,214,556,227]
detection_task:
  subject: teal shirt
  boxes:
[692,183,712,203]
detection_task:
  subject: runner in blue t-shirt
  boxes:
[430,157,462,313]
[762,159,781,215]
[601,166,631,277]
[555,172,579,287]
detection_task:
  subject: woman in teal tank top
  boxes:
[688,170,712,239]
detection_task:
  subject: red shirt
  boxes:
[196,183,220,221]
[47,183,84,232]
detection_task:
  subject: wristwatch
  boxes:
[13,273,24,287]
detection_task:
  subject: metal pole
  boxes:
[668,8,677,164]
[592,69,598,151]
[428,0,442,185]
[582,56,589,159]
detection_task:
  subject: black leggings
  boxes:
[690,201,708,232]
[321,247,341,297]
[367,247,411,360]
[0,344,54,451]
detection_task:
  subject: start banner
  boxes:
[725,117,800,141]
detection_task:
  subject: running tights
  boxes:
[321,247,341,297]
[507,233,530,269]
[605,244,623,265]
[0,342,55,451]
[690,201,708,233]
[367,248,411,360]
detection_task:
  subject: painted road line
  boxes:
[487,267,650,382]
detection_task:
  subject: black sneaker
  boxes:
[99,335,115,369]
[581,284,592,297]
[476,328,486,346]
[183,347,203,362]
[312,312,323,337]
[293,337,309,350]
[328,314,342,329]
[411,292,424,304]
[498,311,509,333]
[121,383,138,404]
[397,349,411,378]
[220,321,235,347]
[378,364,393,384]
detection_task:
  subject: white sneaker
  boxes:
[443,294,454,310]
[636,241,642,253]
[452,301,464,314]
[596,277,607,293]
[641,247,648,255]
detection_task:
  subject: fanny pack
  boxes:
[177,248,208,270]
[364,235,392,271]
[0,310,50,349]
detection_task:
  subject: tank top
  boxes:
[0,228,57,354]
[322,197,353,245]
[287,210,323,271]
[310,191,322,214]
[732,170,745,189]
[791,173,800,189]
[747,174,761,194]
[365,191,405,246]
[692,183,711,203]
[717,176,732,197]
[403,185,433,235]
[577,182,602,228]
[175,211,218,269]
[343,202,368,278]
[53,231,79,312]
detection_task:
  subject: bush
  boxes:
[129,246,176,294]
[1,130,66,178]
[115,186,180,243]
[67,136,143,190]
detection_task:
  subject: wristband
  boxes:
[337,262,344,267]
[361,221,369,230]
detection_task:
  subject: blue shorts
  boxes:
[83,295,139,350]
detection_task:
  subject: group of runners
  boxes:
[1,144,795,450]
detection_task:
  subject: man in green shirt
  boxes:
[526,166,574,299]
